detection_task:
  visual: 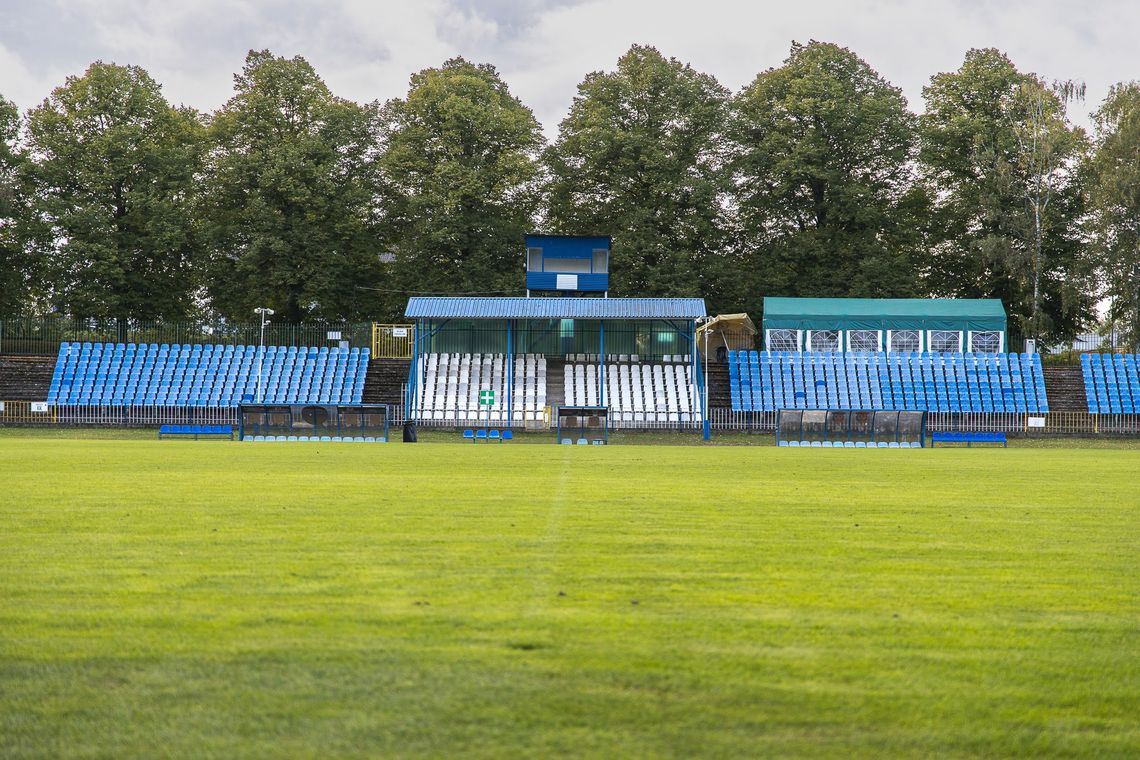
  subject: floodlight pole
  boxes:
[701,318,711,441]
[254,307,274,403]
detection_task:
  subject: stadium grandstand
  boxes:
[404,296,706,429]
[2,238,1140,438]
[48,342,368,407]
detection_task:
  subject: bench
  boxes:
[931,431,1006,448]
[158,424,234,440]
[463,428,513,443]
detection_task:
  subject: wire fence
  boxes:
[0,318,373,355]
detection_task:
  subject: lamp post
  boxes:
[700,317,711,441]
[254,307,274,403]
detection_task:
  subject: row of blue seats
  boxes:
[463,428,514,442]
[778,440,923,448]
[728,350,1047,413]
[60,341,369,356]
[1080,353,1140,414]
[49,342,368,407]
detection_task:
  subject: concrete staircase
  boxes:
[362,358,410,408]
[545,357,566,408]
[1043,364,1088,412]
[705,361,730,410]
[0,355,55,400]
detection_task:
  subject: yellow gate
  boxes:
[371,323,415,359]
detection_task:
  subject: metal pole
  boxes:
[702,320,711,441]
[254,307,274,404]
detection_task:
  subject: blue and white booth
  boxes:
[525,234,610,295]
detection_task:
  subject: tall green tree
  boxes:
[201,50,384,323]
[919,49,1093,346]
[25,63,204,320]
[544,45,732,307]
[377,57,543,313]
[0,95,39,317]
[732,41,921,309]
[1088,82,1140,350]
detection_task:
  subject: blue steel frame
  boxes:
[406,317,706,431]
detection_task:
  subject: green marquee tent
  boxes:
[761,297,1008,353]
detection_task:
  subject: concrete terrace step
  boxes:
[1042,365,1088,412]
[0,354,55,401]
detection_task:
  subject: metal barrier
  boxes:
[372,324,415,359]
[0,318,373,355]
[0,403,238,427]
[0,400,59,424]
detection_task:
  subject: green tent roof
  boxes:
[762,297,1006,332]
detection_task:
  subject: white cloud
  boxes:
[1,0,1136,131]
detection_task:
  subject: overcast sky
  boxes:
[1,0,1137,135]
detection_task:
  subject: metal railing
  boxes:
[0,318,373,355]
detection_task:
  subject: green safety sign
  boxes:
[478,389,495,405]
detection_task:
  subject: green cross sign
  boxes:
[478,389,495,406]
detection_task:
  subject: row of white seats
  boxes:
[417,353,547,420]
[564,362,697,421]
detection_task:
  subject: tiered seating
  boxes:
[48,342,368,407]
[728,351,1047,413]
[1080,353,1139,413]
[416,353,547,423]
[565,354,696,424]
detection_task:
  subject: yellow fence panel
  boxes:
[371,324,415,359]
[0,400,58,424]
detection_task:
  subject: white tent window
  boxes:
[928,330,962,353]
[807,330,840,352]
[969,331,1002,353]
[848,330,881,353]
[887,330,921,353]
[767,329,800,352]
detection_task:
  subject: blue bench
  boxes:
[158,424,234,440]
[931,431,1006,448]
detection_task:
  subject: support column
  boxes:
[599,320,606,408]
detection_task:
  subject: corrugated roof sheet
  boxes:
[405,297,706,320]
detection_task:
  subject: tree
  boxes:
[200,50,384,323]
[377,57,544,313]
[0,94,39,317]
[732,41,921,310]
[25,62,204,320]
[919,49,1093,346]
[1088,82,1140,351]
[544,45,732,308]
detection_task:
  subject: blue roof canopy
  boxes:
[405,297,706,320]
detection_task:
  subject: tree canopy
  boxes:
[1,44,1136,348]
[376,57,544,316]
[919,49,1093,344]
[25,62,204,320]
[199,50,384,323]
[733,41,921,312]
[544,45,733,308]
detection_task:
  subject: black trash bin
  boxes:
[402,421,417,443]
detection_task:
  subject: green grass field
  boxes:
[2,438,1138,758]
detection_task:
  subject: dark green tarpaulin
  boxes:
[762,297,1006,333]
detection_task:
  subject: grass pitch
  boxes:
[1,438,1138,758]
